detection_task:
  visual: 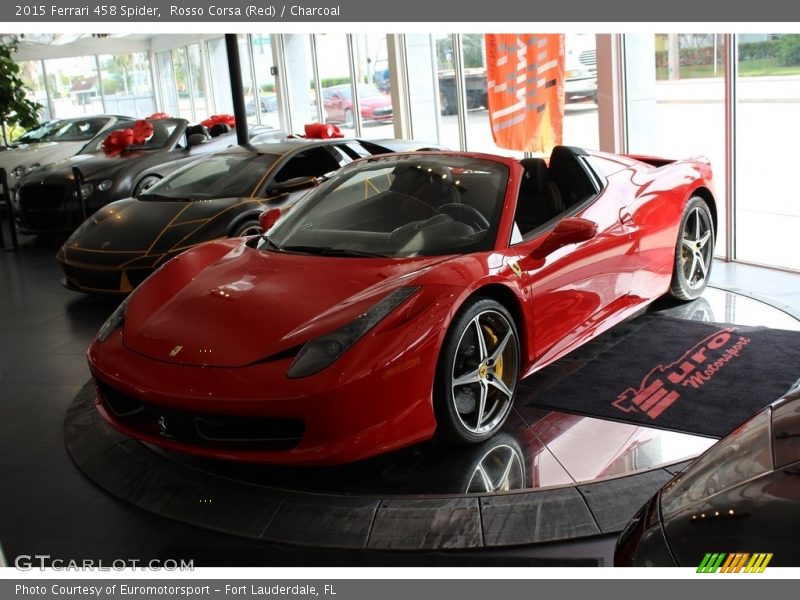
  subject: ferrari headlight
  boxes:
[11,165,26,178]
[28,162,41,172]
[660,407,773,519]
[97,295,131,342]
[287,286,420,378]
[97,179,113,192]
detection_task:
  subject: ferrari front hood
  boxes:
[123,247,448,368]
[65,197,254,256]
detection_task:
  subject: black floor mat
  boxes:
[519,315,800,438]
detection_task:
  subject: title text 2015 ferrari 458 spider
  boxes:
[88,146,716,465]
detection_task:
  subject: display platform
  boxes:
[65,287,800,551]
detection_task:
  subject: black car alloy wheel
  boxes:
[435,298,520,444]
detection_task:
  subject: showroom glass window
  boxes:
[172,47,195,120]
[205,37,233,115]
[42,55,102,118]
[432,34,461,151]
[97,53,156,118]
[425,34,599,157]
[404,34,442,148]
[463,33,525,158]
[280,34,318,130]
[648,34,727,257]
[464,34,509,156]
[279,34,392,140]
[734,34,800,270]
[250,34,280,129]
[237,34,258,126]
[17,61,50,120]
[316,34,355,135]
[155,50,180,118]
[187,44,208,120]
[562,34,599,150]
[351,34,394,141]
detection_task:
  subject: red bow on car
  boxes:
[102,129,134,156]
[132,120,153,144]
[201,114,236,129]
[102,120,154,156]
[303,122,344,139]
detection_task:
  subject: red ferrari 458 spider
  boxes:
[88,145,716,465]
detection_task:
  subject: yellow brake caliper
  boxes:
[481,325,503,380]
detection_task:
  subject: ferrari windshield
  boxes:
[140,153,281,200]
[263,155,509,257]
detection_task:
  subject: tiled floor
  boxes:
[1,221,799,567]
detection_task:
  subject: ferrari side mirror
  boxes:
[259,207,281,233]
[530,217,597,260]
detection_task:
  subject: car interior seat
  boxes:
[184,124,210,146]
[548,146,596,209]
[209,123,232,138]
[514,157,564,234]
[81,120,102,138]
[147,122,170,147]
[390,161,459,209]
[185,124,210,139]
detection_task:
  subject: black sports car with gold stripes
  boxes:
[57,137,442,294]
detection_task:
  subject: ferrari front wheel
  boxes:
[434,298,520,444]
[669,196,715,301]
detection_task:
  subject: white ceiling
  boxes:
[6,33,222,61]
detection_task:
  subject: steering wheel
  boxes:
[437,203,490,230]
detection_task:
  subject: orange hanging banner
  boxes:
[485,34,564,153]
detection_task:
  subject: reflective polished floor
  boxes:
[1,227,800,565]
[154,287,800,497]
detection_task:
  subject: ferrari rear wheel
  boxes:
[231,219,262,237]
[434,298,519,444]
[669,196,715,301]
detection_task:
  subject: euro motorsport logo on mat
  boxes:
[697,552,773,573]
[613,327,751,420]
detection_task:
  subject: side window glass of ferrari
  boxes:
[509,222,523,245]
[275,147,341,182]
[548,147,599,210]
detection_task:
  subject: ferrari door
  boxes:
[515,153,638,368]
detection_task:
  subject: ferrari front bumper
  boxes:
[88,317,444,465]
